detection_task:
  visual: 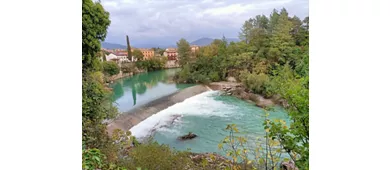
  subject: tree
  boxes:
[102,61,120,76]
[133,49,144,61]
[126,35,133,61]
[267,8,295,66]
[177,38,191,66]
[156,47,165,56]
[268,9,280,33]
[239,20,254,44]
[82,0,110,72]
[82,0,119,160]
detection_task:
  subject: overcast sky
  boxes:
[101,0,308,46]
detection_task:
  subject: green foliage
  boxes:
[82,0,110,72]
[83,148,105,170]
[218,123,285,170]
[154,47,165,56]
[102,61,120,76]
[135,57,166,71]
[266,75,309,169]
[133,49,144,61]
[241,72,270,95]
[120,62,137,73]
[175,8,309,169]
[118,141,195,170]
[177,38,191,66]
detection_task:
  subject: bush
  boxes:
[208,71,221,82]
[136,58,165,71]
[121,62,137,73]
[102,61,120,76]
[239,70,271,96]
[118,141,195,169]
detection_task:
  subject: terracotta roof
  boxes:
[165,48,177,52]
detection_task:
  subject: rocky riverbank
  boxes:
[208,81,288,108]
[107,85,210,136]
[106,69,146,84]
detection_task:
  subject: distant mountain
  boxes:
[190,38,213,46]
[102,41,174,49]
[101,42,127,49]
[190,37,240,46]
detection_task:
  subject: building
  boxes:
[163,48,178,60]
[106,53,132,63]
[103,48,155,61]
[106,53,118,61]
[137,48,155,60]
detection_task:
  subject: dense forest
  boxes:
[82,0,309,169]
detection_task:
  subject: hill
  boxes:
[101,42,127,49]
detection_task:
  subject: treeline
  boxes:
[176,8,309,169]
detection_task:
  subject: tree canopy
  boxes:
[133,49,144,61]
[177,38,191,66]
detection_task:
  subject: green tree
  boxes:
[126,35,132,61]
[267,8,295,66]
[102,61,120,76]
[82,1,120,169]
[177,38,191,66]
[239,20,254,44]
[82,0,110,72]
[268,9,280,33]
[133,49,144,61]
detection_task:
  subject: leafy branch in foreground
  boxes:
[218,119,286,170]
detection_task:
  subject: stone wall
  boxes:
[107,71,133,82]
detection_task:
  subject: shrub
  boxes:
[118,141,195,169]
[82,148,105,170]
[121,62,137,73]
[240,71,271,96]
[135,58,165,71]
[102,61,120,76]
[209,71,221,82]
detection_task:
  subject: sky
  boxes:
[100,0,308,47]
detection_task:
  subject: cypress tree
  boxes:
[126,35,132,61]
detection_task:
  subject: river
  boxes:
[111,69,290,156]
[111,68,194,112]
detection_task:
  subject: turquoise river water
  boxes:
[111,69,290,155]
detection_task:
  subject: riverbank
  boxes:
[106,69,146,84]
[208,81,287,108]
[107,84,210,136]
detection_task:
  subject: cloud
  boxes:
[100,0,308,47]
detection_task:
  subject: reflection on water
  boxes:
[111,69,195,112]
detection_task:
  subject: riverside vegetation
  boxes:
[175,7,309,170]
[82,0,308,169]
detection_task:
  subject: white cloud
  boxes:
[203,4,253,16]
[99,0,308,46]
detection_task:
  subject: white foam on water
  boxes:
[130,90,235,139]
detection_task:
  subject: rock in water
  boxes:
[178,132,198,140]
